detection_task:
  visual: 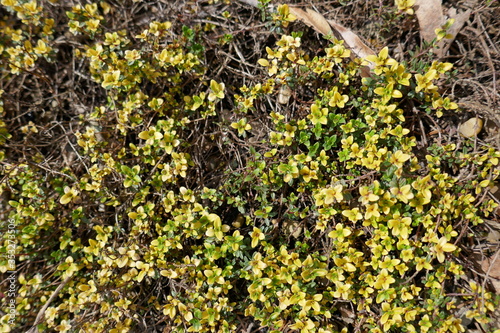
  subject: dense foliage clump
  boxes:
[0,1,499,332]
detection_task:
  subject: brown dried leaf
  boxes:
[327,19,376,60]
[414,0,470,57]
[414,0,445,43]
[481,254,500,294]
[486,229,500,244]
[338,304,355,324]
[284,219,302,239]
[327,19,375,77]
[288,7,332,36]
[278,85,292,105]
[458,117,483,138]
[237,0,259,7]
[288,6,376,60]
[438,7,472,56]
[288,6,376,77]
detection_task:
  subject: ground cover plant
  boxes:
[0,0,499,332]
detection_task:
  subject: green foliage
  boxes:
[0,1,499,333]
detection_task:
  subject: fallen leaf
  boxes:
[327,19,376,77]
[458,117,483,138]
[486,229,500,244]
[237,0,259,7]
[414,0,445,43]
[284,219,302,238]
[414,0,471,57]
[289,7,375,77]
[481,254,500,294]
[288,7,376,60]
[437,7,471,57]
[278,85,292,104]
[288,7,332,36]
[327,19,376,60]
[240,1,377,76]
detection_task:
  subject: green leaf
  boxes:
[120,165,131,175]
[312,123,323,139]
[323,135,337,150]
[182,25,194,40]
[299,131,311,146]
[338,149,350,162]
[329,113,346,126]
[309,142,320,157]
[277,164,290,174]
[190,319,201,330]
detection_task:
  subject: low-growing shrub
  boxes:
[0,1,499,333]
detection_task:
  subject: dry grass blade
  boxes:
[26,275,73,333]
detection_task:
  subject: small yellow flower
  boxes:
[415,257,433,271]
[208,80,225,101]
[231,118,252,136]
[389,150,411,168]
[433,237,457,262]
[45,306,58,322]
[342,207,362,222]
[415,69,438,92]
[101,70,120,89]
[328,86,349,108]
[250,227,265,248]
[365,203,381,220]
[373,269,395,289]
[60,186,79,205]
[289,318,315,331]
[315,185,343,206]
[124,49,141,61]
[359,186,379,204]
[401,249,414,262]
[55,319,72,333]
[138,127,163,145]
[395,0,415,15]
[328,223,352,241]
[365,47,398,74]
[308,103,328,125]
[419,314,432,333]
[33,39,51,55]
[86,19,100,32]
[390,184,414,203]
